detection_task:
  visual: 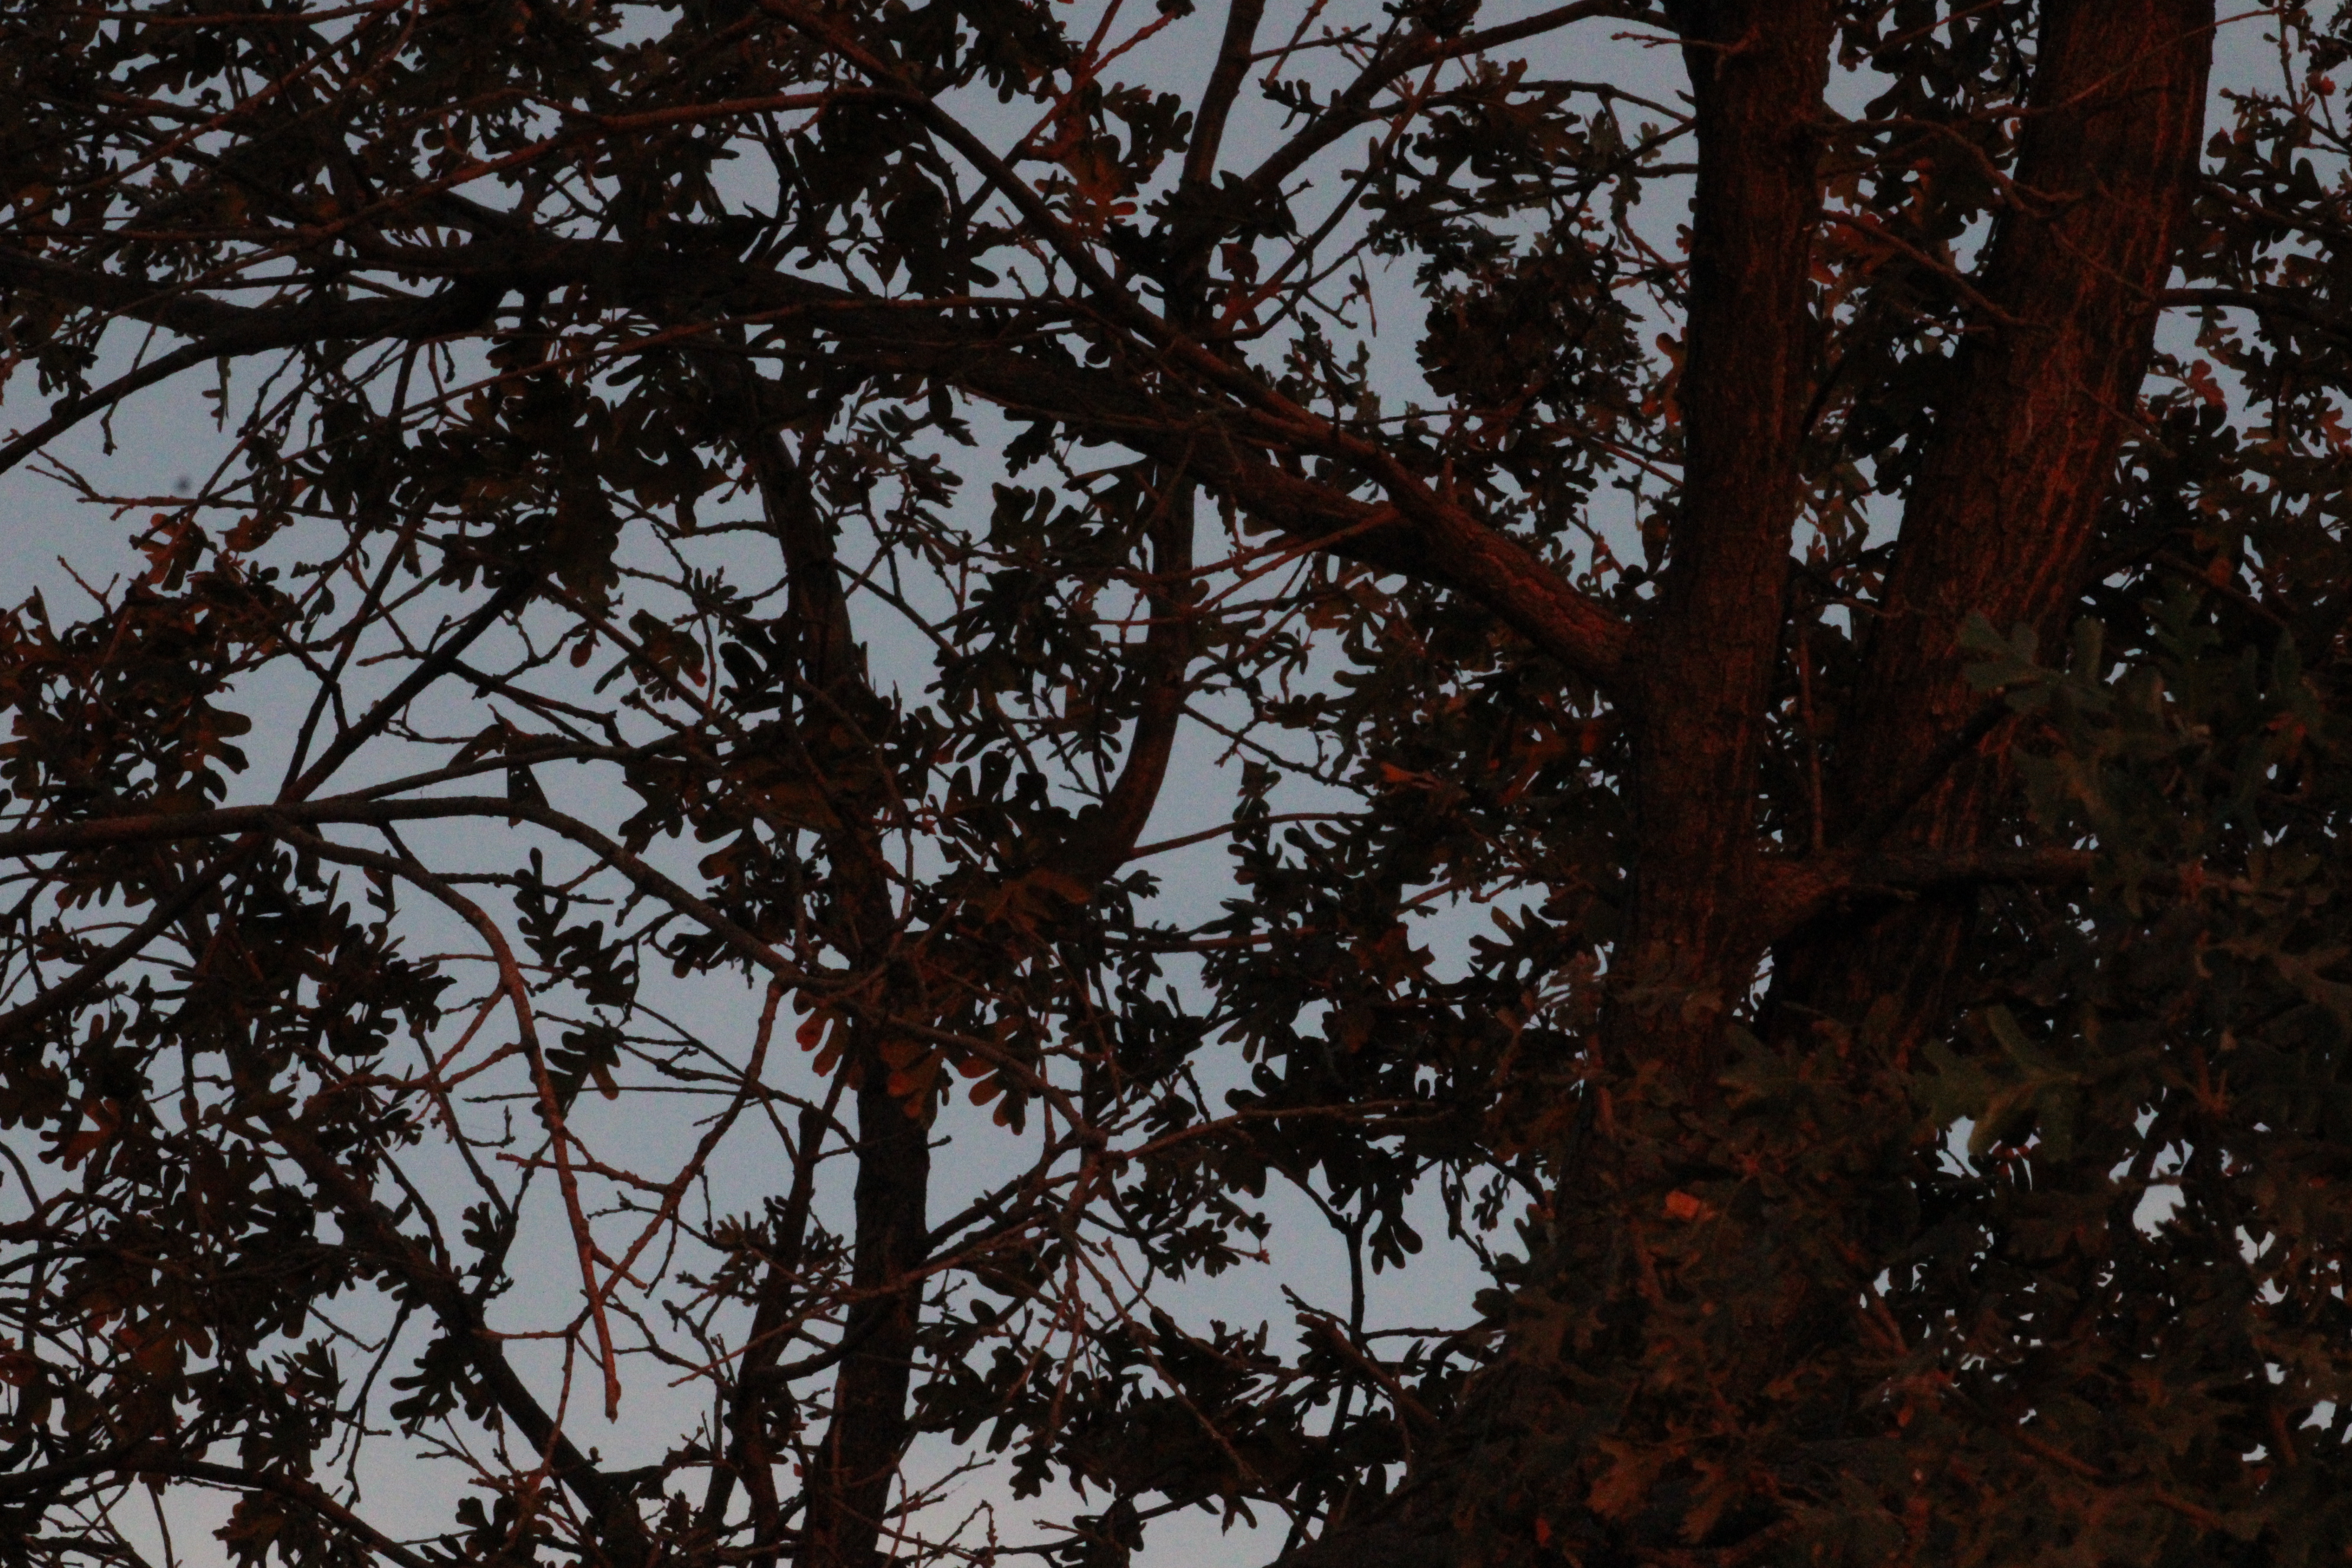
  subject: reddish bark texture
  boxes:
[1622,0,1835,1079]
[1779,0,2217,1035]
[0,3,2232,1560]
[1303,5,2222,1560]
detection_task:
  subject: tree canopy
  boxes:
[5,1,2352,1564]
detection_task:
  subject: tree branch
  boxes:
[0,239,1634,688]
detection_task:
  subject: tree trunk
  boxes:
[799,1059,932,1568]
[734,411,933,1568]
[1289,5,2218,1563]
[1773,0,2216,1043]
[1618,0,1837,1083]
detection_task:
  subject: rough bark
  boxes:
[801,1060,931,1568]
[1617,0,1837,1082]
[0,2,2246,1560]
[1289,6,2220,1563]
[1773,0,2217,1040]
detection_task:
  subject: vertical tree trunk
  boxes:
[1618,0,1837,1082]
[736,413,933,1568]
[1293,7,2217,1563]
[727,368,1199,1566]
[799,1059,932,1568]
[1775,0,2216,1040]
[1296,11,1836,1563]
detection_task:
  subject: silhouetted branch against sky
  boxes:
[4,4,2352,1567]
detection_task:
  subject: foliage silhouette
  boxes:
[3,1,2352,1565]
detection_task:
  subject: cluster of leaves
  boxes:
[2,2,2352,1567]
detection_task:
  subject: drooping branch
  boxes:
[0,234,1632,688]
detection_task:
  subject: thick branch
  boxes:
[1759,845,2095,938]
[1832,1,2217,838]
[725,391,926,1568]
[1614,0,1834,1077]
[1056,472,1197,889]
[1776,0,2216,1038]
[1178,0,1268,196]
[0,231,1632,689]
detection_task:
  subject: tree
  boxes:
[4,0,2352,1563]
